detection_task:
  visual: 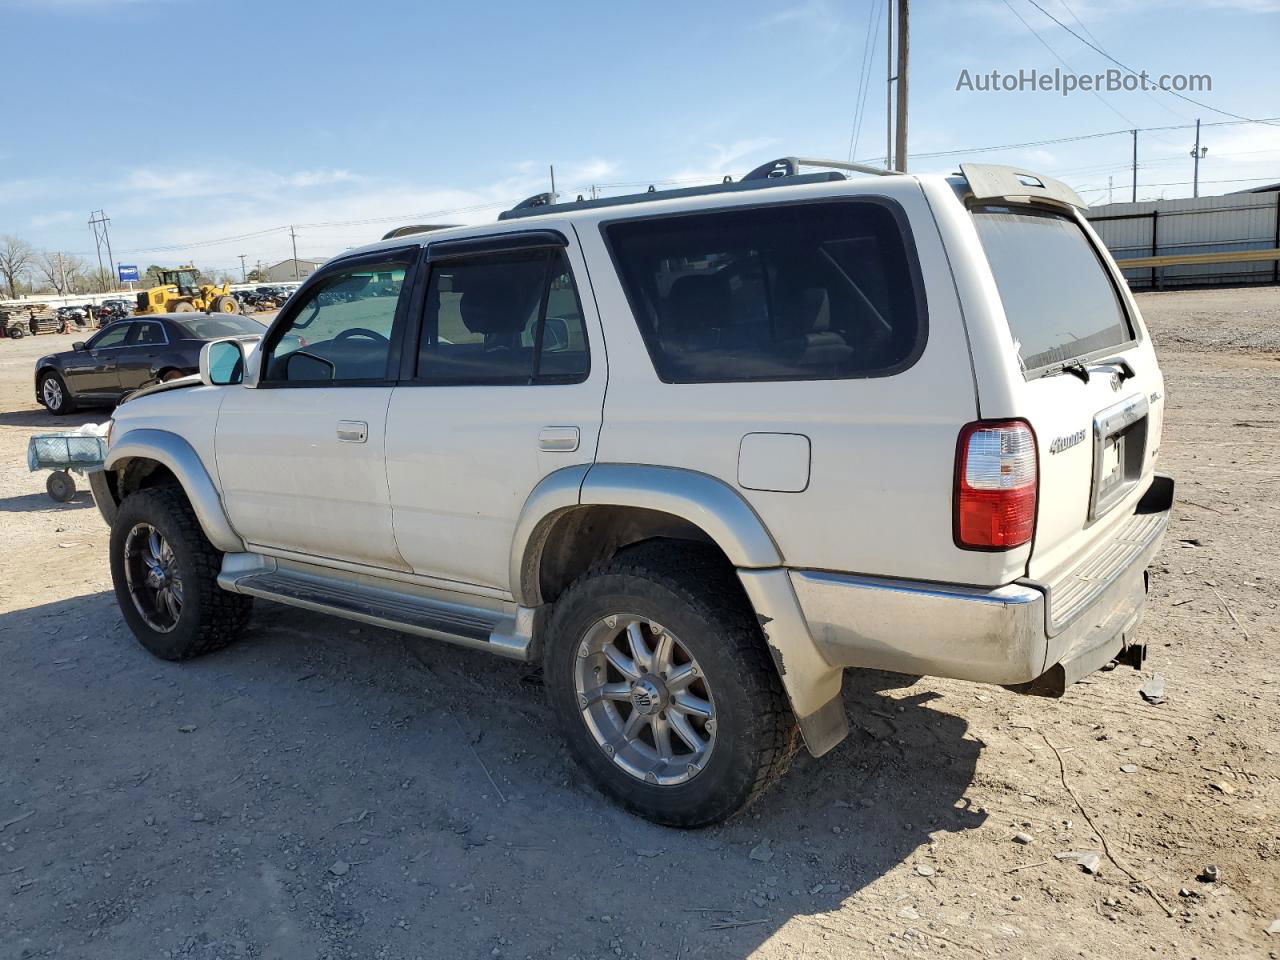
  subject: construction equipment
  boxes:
[134,267,240,315]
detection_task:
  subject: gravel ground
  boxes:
[1,288,1278,960]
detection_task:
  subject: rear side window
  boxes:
[972,207,1133,372]
[605,200,924,383]
[417,248,589,384]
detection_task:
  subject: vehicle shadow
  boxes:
[0,489,94,512]
[1,592,985,960]
[0,406,112,429]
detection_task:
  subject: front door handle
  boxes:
[538,426,580,452]
[337,420,368,443]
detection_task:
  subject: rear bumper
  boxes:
[790,473,1174,693]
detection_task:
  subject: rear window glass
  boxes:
[605,201,923,383]
[972,207,1133,372]
[174,316,265,339]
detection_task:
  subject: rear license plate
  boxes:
[1098,435,1124,498]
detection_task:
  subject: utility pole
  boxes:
[549,165,557,203]
[885,0,893,169]
[1130,130,1138,203]
[88,210,114,292]
[290,226,300,281]
[1108,176,1114,204]
[1190,118,1208,198]
[239,254,248,283]
[894,0,908,172]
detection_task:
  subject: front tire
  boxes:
[545,541,799,827]
[110,486,253,660]
[39,371,75,415]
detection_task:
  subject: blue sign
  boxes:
[117,264,140,282]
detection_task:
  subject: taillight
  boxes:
[955,420,1037,550]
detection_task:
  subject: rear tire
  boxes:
[110,486,253,661]
[39,371,75,415]
[544,541,799,827]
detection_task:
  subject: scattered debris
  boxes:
[708,918,767,931]
[177,724,197,733]
[1208,585,1250,641]
[336,809,370,827]
[1198,865,1220,883]
[1013,832,1034,845]
[635,848,662,859]
[0,809,35,832]
[1210,781,1236,795]
[1139,674,1167,705]
[1056,850,1103,875]
[329,860,350,877]
[915,864,935,877]
[898,905,920,920]
[1266,918,1280,936]
[1119,764,1138,774]
[1005,859,1052,874]
[451,715,506,804]
[748,839,774,863]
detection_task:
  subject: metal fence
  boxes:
[1086,190,1280,290]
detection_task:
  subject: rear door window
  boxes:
[604,200,924,383]
[416,247,589,384]
[972,207,1134,373]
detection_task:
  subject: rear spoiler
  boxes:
[959,163,1085,210]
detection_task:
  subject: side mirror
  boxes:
[199,339,246,386]
[72,341,86,351]
[542,317,570,353]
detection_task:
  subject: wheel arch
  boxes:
[105,429,244,553]
[512,464,782,607]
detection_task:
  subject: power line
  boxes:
[1022,0,1280,127]
[846,0,884,162]
[1001,0,1141,129]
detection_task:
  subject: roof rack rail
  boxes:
[499,156,897,222]
[741,156,893,181]
[381,223,461,241]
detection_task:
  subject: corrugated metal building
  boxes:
[1085,188,1280,289]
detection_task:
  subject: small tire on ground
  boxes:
[544,540,800,827]
[109,485,253,661]
[46,470,76,502]
[38,371,75,415]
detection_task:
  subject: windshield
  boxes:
[972,206,1133,372]
[174,316,266,339]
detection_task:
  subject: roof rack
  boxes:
[498,156,896,221]
[380,223,461,241]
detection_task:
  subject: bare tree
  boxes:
[0,235,35,299]
[36,251,77,294]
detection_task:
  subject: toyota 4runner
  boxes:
[90,158,1174,826]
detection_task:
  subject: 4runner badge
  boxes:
[1049,429,1086,454]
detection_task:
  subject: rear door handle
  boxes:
[337,420,368,443]
[538,426,580,452]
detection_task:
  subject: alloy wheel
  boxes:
[573,615,717,786]
[122,523,184,633]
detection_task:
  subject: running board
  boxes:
[219,562,532,661]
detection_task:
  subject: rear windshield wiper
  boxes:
[1057,361,1090,383]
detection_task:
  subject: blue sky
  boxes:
[2,0,1277,275]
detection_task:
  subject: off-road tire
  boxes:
[110,486,252,660]
[170,301,197,313]
[545,540,800,827]
[210,295,240,315]
[38,371,75,415]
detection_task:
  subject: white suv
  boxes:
[90,158,1173,826]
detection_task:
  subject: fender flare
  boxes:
[105,428,245,553]
[510,463,783,605]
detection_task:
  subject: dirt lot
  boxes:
[1,289,1277,960]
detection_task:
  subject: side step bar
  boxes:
[219,562,533,661]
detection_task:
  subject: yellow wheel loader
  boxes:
[134,267,240,315]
